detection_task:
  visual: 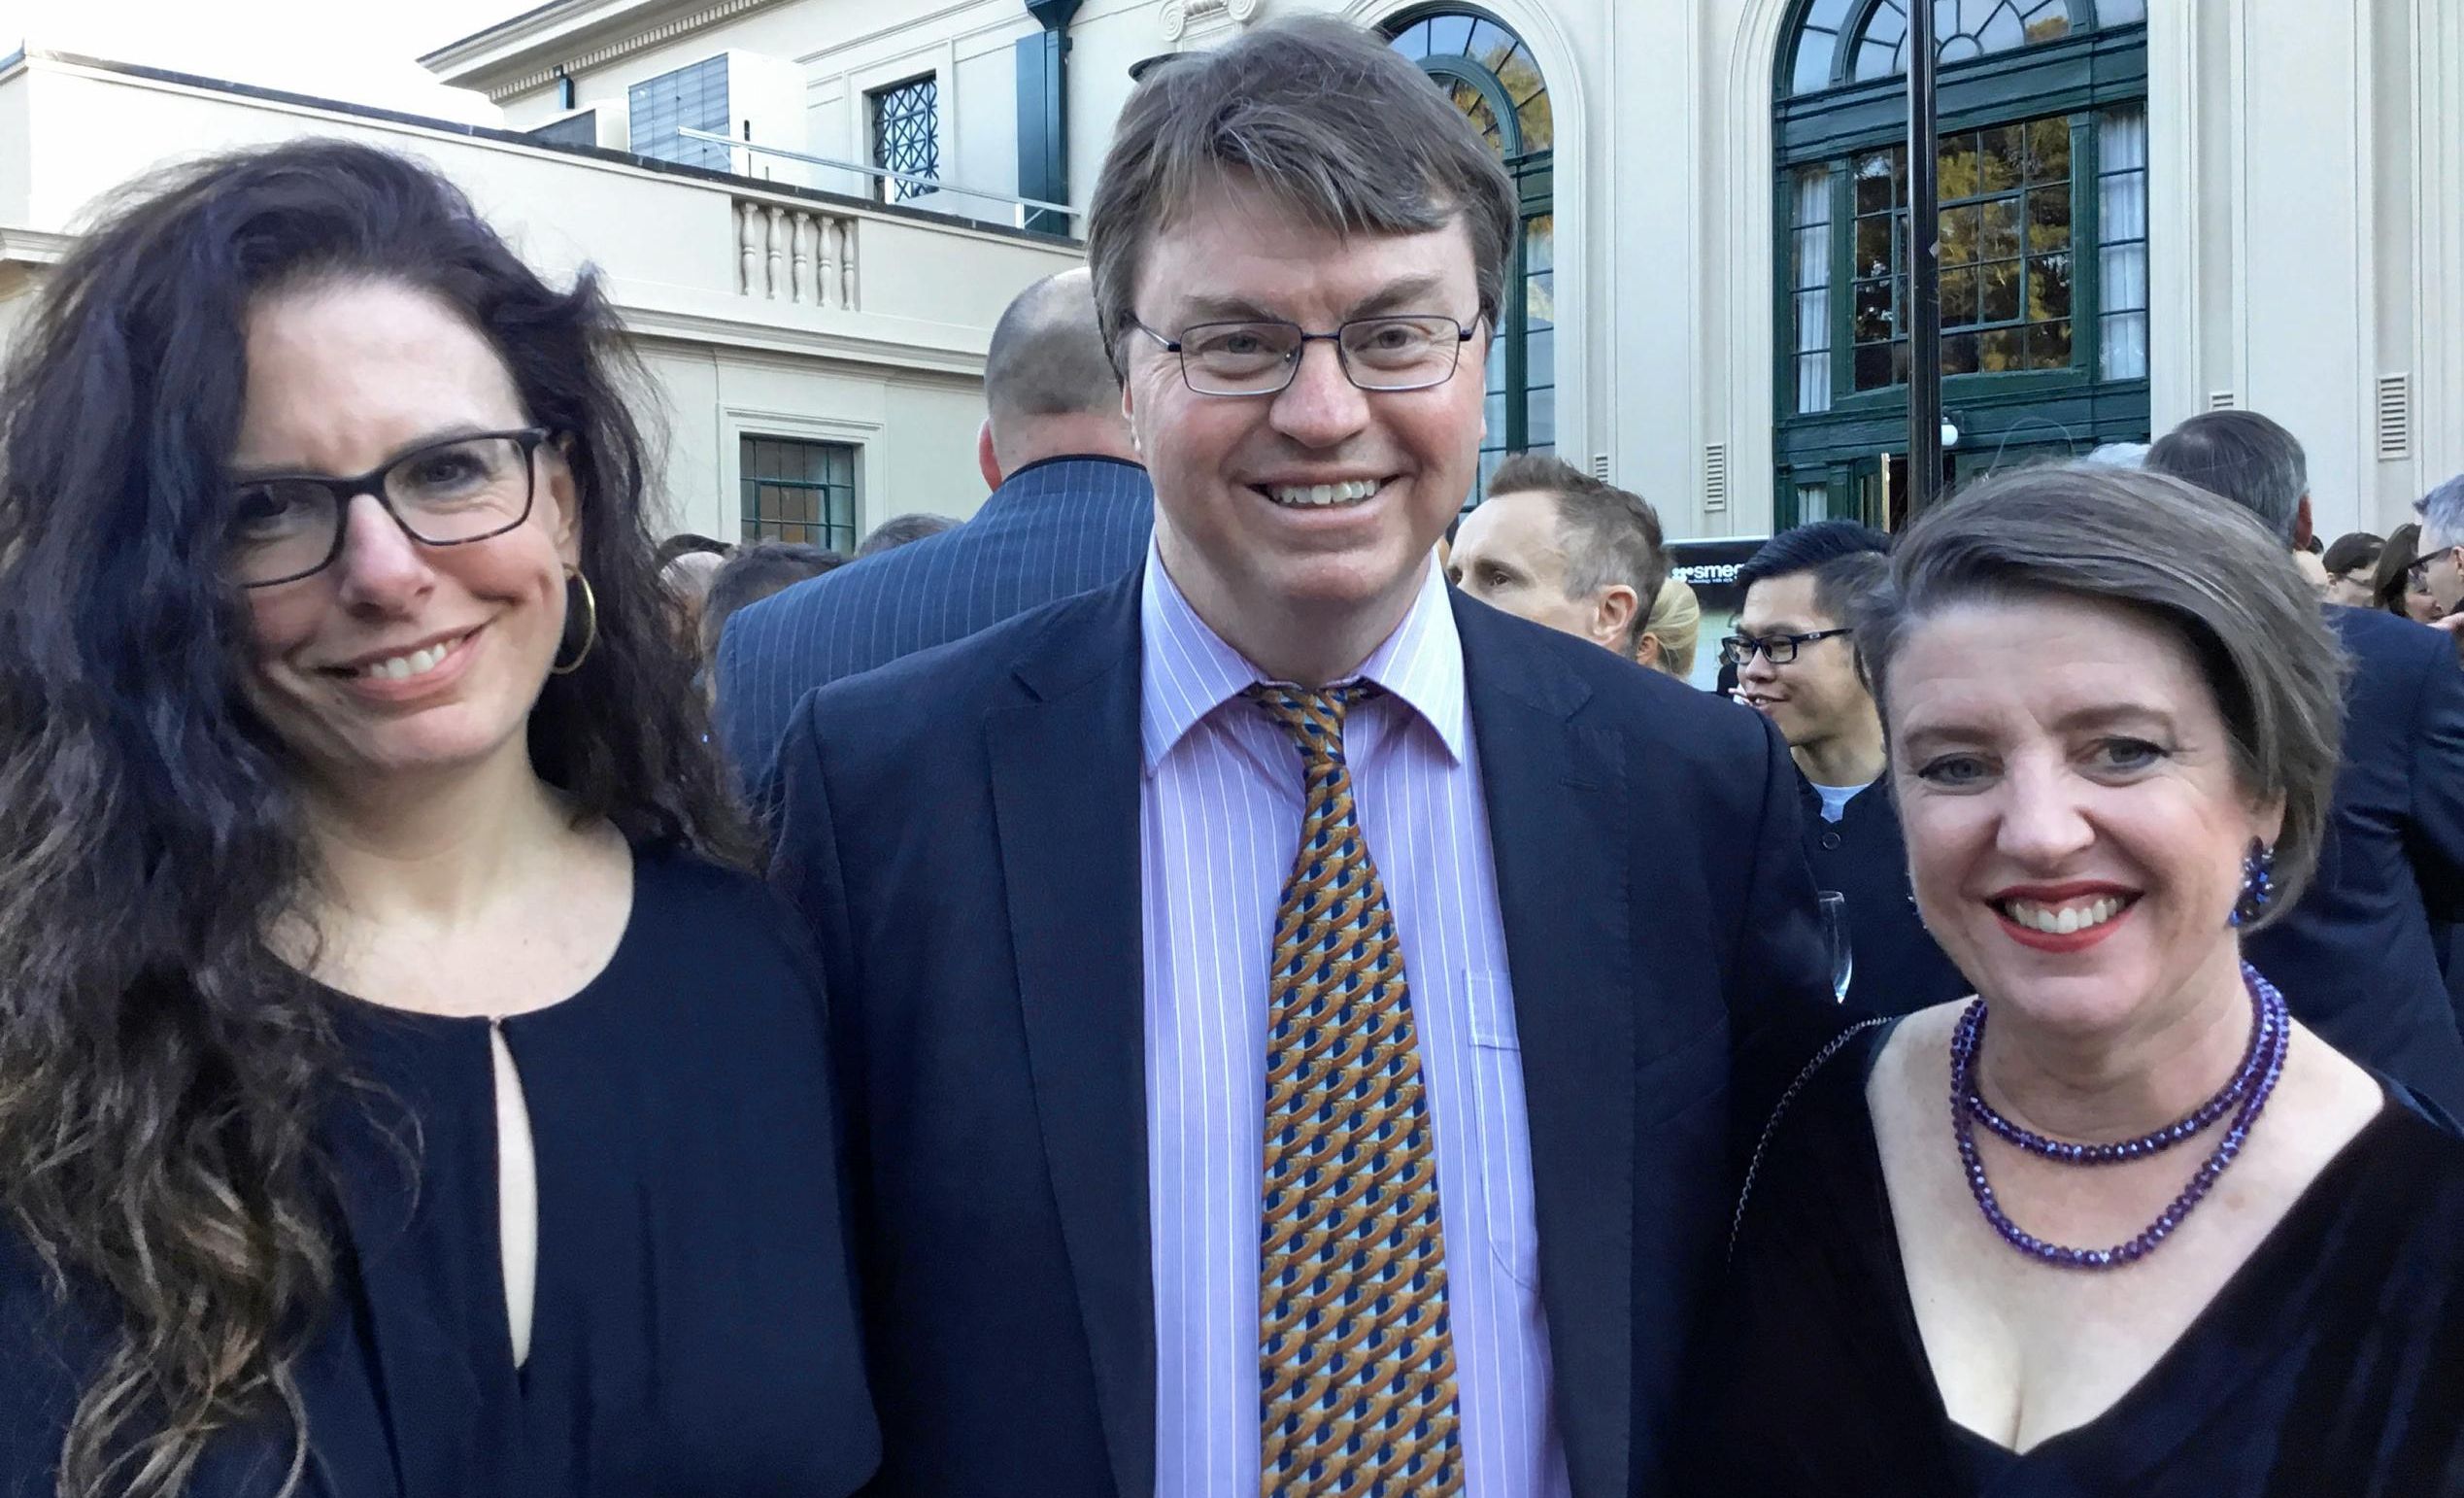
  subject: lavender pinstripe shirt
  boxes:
[1140,548,1572,1498]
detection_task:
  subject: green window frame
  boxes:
[1771,0,2150,526]
[741,436,859,552]
[1386,7,1555,506]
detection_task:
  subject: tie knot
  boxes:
[1245,683,1374,764]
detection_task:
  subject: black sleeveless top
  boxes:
[1682,1020,2464,1496]
[0,846,878,1497]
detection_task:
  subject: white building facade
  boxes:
[6,2,2462,547]
[426,0,2464,543]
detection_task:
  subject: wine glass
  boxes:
[1818,892,1853,1005]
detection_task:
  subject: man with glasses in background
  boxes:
[765,17,1831,1498]
[1730,522,1968,1016]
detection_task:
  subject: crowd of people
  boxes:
[4,15,2464,1498]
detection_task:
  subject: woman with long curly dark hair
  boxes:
[0,141,876,1497]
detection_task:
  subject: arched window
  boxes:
[1772,0,2149,528]
[1387,8,1555,500]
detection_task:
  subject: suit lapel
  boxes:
[1457,596,1637,1498]
[986,575,1156,1498]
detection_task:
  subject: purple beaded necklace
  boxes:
[1949,962,2291,1270]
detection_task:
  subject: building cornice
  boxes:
[0,228,75,266]
[424,0,793,102]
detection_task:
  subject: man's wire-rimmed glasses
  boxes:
[1720,628,1854,667]
[224,427,551,589]
[1131,315,1479,396]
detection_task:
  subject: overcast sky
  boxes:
[0,0,539,121]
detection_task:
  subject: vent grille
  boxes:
[1590,454,1611,483]
[2378,374,2413,460]
[2208,391,2238,411]
[1704,443,1729,513]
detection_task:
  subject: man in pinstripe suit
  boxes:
[713,268,1150,779]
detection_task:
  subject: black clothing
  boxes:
[1686,1020,2464,1496]
[1798,773,1971,1015]
[0,847,878,1498]
[2245,605,2464,1114]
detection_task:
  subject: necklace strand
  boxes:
[1963,974,2272,1165]
[1949,963,2290,1271]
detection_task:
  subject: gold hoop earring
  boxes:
[552,568,598,676]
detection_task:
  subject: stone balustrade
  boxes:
[734,198,859,310]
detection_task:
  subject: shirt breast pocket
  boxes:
[1463,970,1541,1289]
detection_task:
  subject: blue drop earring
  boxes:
[2229,839,2277,929]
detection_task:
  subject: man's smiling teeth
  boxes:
[2002,896,2129,936]
[353,638,458,680]
[1265,479,1382,507]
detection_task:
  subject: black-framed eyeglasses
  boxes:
[2408,541,2457,591]
[1130,315,1479,396]
[1721,628,1853,667]
[223,428,551,589]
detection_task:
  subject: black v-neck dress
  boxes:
[1681,1021,2464,1497]
[0,846,878,1498]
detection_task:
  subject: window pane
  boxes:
[2028,319,2075,369]
[1855,38,1901,80]
[1940,204,1982,267]
[1981,198,2020,259]
[1807,0,1855,25]
[1939,133,1980,199]
[1392,18,1432,57]
[1941,266,1980,325]
[1855,280,1896,342]
[2024,117,2073,179]
[1517,85,1555,152]
[1978,325,2023,372]
[2027,184,2074,252]
[1526,386,1556,448]
[2022,0,2072,42]
[1526,213,1556,276]
[2098,0,2146,23]
[2098,104,2152,380]
[1855,342,1898,391]
[1857,216,1894,277]
[1941,331,1980,375]
[1977,3,2026,53]
[1978,126,2022,192]
[1797,481,1832,524]
[1792,32,1840,94]
[1980,261,2021,322]
[1855,153,1899,214]
[1468,18,1516,72]
[2027,252,2073,321]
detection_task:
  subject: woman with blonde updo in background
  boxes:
[1637,573,1702,680]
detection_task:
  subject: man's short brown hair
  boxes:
[1486,453,1671,654]
[1086,17,1518,378]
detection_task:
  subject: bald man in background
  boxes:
[714,268,1153,780]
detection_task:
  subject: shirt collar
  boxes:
[1139,542,1468,774]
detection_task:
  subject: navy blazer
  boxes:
[1796,774,1972,1015]
[2245,605,2464,1115]
[714,455,1153,779]
[767,570,1832,1498]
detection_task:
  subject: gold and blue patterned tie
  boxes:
[1248,683,1462,1498]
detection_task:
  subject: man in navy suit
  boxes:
[769,19,1830,1498]
[2148,412,2464,1114]
[714,267,1150,778]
